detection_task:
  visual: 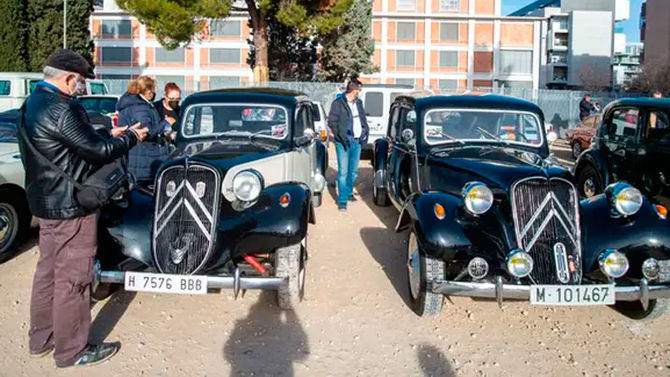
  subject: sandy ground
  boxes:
[1,160,670,377]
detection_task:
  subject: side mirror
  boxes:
[547,131,558,144]
[401,128,415,144]
[295,128,315,147]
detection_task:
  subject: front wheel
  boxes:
[613,298,670,320]
[576,164,603,198]
[373,182,390,206]
[0,191,31,262]
[275,240,306,310]
[407,230,444,317]
[571,141,583,159]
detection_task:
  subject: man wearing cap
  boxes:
[18,49,148,367]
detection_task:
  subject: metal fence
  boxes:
[101,79,645,137]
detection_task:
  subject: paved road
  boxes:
[1,161,669,376]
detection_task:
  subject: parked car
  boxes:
[569,114,601,159]
[94,88,328,309]
[78,95,119,131]
[0,110,30,260]
[372,93,670,319]
[574,98,670,200]
[0,73,109,112]
[360,84,414,157]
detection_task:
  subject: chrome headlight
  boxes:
[462,182,493,215]
[506,249,533,278]
[232,170,263,202]
[642,258,660,280]
[599,249,629,278]
[607,182,643,216]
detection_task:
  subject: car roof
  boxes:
[182,87,309,108]
[604,97,670,111]
[0,72,43,79]
[395,92,543,115]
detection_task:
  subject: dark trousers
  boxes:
[29,212,98,367]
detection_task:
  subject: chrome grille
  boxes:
[512,177,582,284]
[153,163,220,274]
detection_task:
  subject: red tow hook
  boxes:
[243,255,267,275]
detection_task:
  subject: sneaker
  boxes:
[67,342,120,367]
[338,203,347,211]
[29,346,54,358]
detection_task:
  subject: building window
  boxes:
[155,48,185,63]
[209,76,241,88]
[438,79,458,90]
[210,20,241,37]
[396,50,415,67]
[439,23,459,41]
[499,50,532,75]
[0,81,10,95]
[100,74,131,80]
[396,22,415,40]
[498,80,533,89]
[101,20,131,37]
[395,78,415,86]
[397,0,416,10]
[155,76,186,94]
[439,51,458,67]
[210,48,241,64]
[440,0,460,11]
[101,47,132,63]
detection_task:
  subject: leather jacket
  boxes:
[18,83,139,219]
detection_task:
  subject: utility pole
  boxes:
[63,0,67,49]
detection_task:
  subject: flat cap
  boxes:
[45,49,95,79]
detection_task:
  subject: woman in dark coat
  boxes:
[116,76,175,183]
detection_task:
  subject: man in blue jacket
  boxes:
[328,78,369,211]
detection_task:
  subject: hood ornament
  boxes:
[170,233,195,264]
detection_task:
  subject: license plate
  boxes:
[124,272,208,295]
[530,284,615,306]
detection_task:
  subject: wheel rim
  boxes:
[572,143,581,157]
[373,184,378,199]
[583,177,597,198]
[0,203,18,252]
[407,232,421,300]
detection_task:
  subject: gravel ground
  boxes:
[1,161,669,377]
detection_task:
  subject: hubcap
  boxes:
[583,177,597,198]
[373,184,378,198]
[0,204,17,250]
[407,232,421,300]
[573,143,581,157]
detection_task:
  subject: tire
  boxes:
[91,283,121,302]
[576,164,603,198]
[571,141,583,159]
[407,230,444,317]
[373,182,390,207]
[275,240,306,310]
[613,298,670,321]
[0,190,31,262]
[311,192,322,208]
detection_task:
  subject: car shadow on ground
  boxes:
[89,291,137,344]
[416,343,456,377]
[223,291,309,376]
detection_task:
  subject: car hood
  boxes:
[172,140,282,171]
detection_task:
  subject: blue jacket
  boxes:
[327,95,369,149]
[117,93,171,182]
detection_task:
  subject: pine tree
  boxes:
[318,0,378,82]
[0,0,28,71]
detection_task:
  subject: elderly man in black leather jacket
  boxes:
[17,50,147,368]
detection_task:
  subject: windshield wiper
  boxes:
[476,127,510,146]
[434,131,465,145]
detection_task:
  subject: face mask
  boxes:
[74,81,86,96]
[167,100,179,109]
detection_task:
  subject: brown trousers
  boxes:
[29,212,98,367]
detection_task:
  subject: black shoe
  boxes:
[348,195,357,202]
[29,345,54,358]
[68,342,120,367]
[338,203,347,211]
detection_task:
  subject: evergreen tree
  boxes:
[318,0,377,82]
[0,0,28,71]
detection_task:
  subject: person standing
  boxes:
[154,82,182,135]
[579,94,597,121]
[19,49,148,368]
[328,78,369,211]
[117,76,175,184]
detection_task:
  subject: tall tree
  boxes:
[317,0,377,82]
[626,63,670,94]
[116,0,353,82]
[0,0,28,71]
[26,0,94,72]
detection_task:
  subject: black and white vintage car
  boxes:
[372,93,670,319]
[95,88,328,309]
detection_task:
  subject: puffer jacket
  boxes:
[116,93,170,182]
[18,83,138,219]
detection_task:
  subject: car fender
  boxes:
[575,149,610,186]
[373,138,389,187]
[395,192,472,259]
[579,194,670,278]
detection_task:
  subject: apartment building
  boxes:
[612,43,642,88]
[91,0,543,90]
[640,0,670,66]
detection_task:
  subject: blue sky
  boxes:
[502,0,643,43]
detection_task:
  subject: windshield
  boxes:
[424,109,543,147]
[182,104,289,139]
[0,121,17,142]
[79,98,118,114]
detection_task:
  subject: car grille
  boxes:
[512,177,582,284]
[153,163,220,274]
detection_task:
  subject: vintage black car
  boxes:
[94,88,328,309]
[574,98,670,201]
[372,93,670,319]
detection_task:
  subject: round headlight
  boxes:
[642,258,660,280]
[232,170,263,202]
[467,257,489,280]
[599,249,629,278]
[607,182,643,216]
[462,182,493,215]
[506,249,533,278]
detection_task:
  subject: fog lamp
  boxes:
[599,249,629,278]
[467,257,489,280]
[506,249,533,278]
[642,258,660,280]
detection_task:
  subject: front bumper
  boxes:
[432,276,670,309]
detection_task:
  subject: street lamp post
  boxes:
[63,0,67,49]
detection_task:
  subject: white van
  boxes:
[0,73,109,112]
[311,101,328,141]
[360,84,414,154]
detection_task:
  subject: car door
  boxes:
[292,103,317,188]
[385,104,402,205]
[392,106,418,204]
[601,107,641,183]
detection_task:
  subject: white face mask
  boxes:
[74,81,86,96]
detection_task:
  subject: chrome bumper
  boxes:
[431,276,670,309]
